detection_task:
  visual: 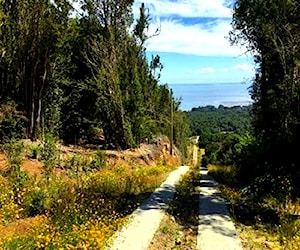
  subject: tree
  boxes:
[0,0,73,140]
[230,0,300,194]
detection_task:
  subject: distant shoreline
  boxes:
[169,82,252,111]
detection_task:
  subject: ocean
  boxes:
[169,83,252,111]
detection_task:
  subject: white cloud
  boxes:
[144,19,243,56]
[233,64,253,71]
[187,63,253,76]
[198,67,216,73]
[221,68,229,72]
[134,0,232,18]
[132,1,247,57]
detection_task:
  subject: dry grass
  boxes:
[149,214,197,250]
[0,138,180,249]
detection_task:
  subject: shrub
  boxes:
[41,133,60,175]
[208,164,237,187]
[278,199,300,249]
[0,102,27,140]
[28,143,42,160]
[88,150,105,170]
[24,188,45,217]
[1,139,24,167]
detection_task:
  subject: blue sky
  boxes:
[133,0,255,84]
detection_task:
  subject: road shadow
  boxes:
[137,184,176,211]
[205,171,280,228]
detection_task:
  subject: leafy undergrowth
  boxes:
[0,139,176,249]
[209,164,300,250]
[149,165,200,250]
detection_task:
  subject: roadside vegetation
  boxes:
[185,0,300,248]
[0,137,178,248]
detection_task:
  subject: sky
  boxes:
[132,0,255,84]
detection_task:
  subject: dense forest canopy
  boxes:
[0,0,190,152]
[187,105,251,137]
[187,105,252,167]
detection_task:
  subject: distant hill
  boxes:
[186,105,252,137]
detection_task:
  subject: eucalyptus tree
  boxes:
[82,0,175,148]
[0,0,73,140]
[230,0,300,192]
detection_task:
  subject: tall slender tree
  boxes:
[230,0,300,191]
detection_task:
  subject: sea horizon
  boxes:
[169,82,252,111]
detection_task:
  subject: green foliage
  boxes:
[28,143,42,160]
[208,165,237,187]
[202,132,252,167]
[24,188,45,217]
[89,150,106,170]
[1,139,24,167]
[230,0,300,197]
[173,111,191,162]
[278,200,300,249]
[0,103,27,140]
[187,105,252,140]
[41,133,60,175]
[168,166,200,226]
[0,0,189,155]
[188,105,252,167]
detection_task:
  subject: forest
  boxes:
[0,0,190,151]
[187,105,252,166]
[188,105,251,137]
[0,0,299,248]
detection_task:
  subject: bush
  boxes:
[41,133,60,175]
[89,150,105,170]
[24,188,45,216]
[1,139,24,167]
[0,102,27,140]
[208,164,237,187]
[28,143,42,160]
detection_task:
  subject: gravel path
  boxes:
[106,166,189,250]
[197,169,243,250]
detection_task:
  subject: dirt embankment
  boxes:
[104,136,181,168]
[0,136,181,177]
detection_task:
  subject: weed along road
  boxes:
[197,167,243,250]
[106,166,189,250]
[192,136,200,166]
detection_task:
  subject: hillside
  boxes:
[187,105,251,147]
